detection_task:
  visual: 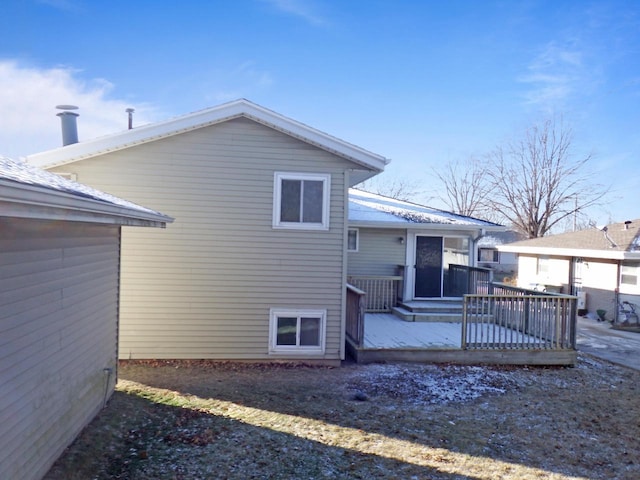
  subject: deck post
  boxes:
[461,295,468,349]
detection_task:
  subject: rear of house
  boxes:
[347,188,505,303]
[28,100,388,363]
[0,157,170,480]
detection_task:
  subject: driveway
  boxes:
[576,316,640,370]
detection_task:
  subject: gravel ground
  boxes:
[46,353,640,480]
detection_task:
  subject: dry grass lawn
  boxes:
[46,354,639,479]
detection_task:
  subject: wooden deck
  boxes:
[347,313,577,366]
[363,313,461,348]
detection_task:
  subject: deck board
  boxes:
[363,313,545,349]
[363,313,461,348]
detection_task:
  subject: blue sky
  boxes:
[1,0,639,225]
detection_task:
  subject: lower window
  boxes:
[269,308,326,355]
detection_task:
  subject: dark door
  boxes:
[415,236,443,298]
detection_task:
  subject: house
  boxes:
[0,157,171,480]
[497,219,640,321]
[476,230,524,282]
[28,99,388,364]
[347,188,505,302]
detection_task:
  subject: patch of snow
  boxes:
[350,364,518,405]
[348,188,498,226]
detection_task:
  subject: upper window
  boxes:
[478,248,499,263]
[269,308,326,355]
[273,173,330,230]
[347,228,359,252]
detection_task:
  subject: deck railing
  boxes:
[346,283,366,347]
[462,293,577,350]
[347,275,403,312]
[447,264,492,297]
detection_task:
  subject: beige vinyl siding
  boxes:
[347,228,406,276]
[50,117,351,360]
[0,218,119,480]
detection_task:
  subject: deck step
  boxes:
[397,301,463,314]
[391,306,463,323]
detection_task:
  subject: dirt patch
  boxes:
[46,354,639,479]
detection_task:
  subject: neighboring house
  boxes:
[0,157,171,480]
[498,219,640,319]
[347,188,505,300]
[476,230,525,282]
[28,99,388,363]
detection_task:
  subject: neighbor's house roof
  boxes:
[498,219,640,261]
[348,188,504,232]
[27,99,390,186]
[0,156,173,227]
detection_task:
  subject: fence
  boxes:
[447,264,492,297]
[346,275,402,312]
[462,293,576,350]
[346,283,366,347]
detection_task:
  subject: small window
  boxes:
[478,248,499,263]
[269,309,326,355]
[347,228,359,252]
[621,264,639,286]
[273,173,330,230]
[537,256,550,276]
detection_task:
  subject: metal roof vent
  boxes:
[56,105,79,146]
[126,107,135,130]
[624,220,632,230]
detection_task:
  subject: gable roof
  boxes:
[0,156,173,227]
[498,219,640,260]
[348,188,504,231]
[27,99,390,185]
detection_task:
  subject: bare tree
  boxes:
[485,118,607,238]
[434,157,492,218]
[357,175,424,202]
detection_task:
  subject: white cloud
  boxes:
[261,0,329,27]
[518,42,592,111]
[0,60,159,159]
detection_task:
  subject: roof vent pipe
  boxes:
[56,105,79,146]
[624,220,632,230]
[126,107,134,129]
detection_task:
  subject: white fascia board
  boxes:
[348,220,505,233]
[0,180,173,227]
[28,99,390,172]
[497,245,640,261]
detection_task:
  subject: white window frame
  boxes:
[273,172,330,230]
[347,228,359,252]
[269,308,326,355]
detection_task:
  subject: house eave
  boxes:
[0,180,173,227]
[349,220,505,233]
[497,245,640,261]
[27,99,390,174]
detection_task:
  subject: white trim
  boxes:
[272,172,330,230]
[269,308,326,355]
[498,245,640,261]
[347,228,359,252]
